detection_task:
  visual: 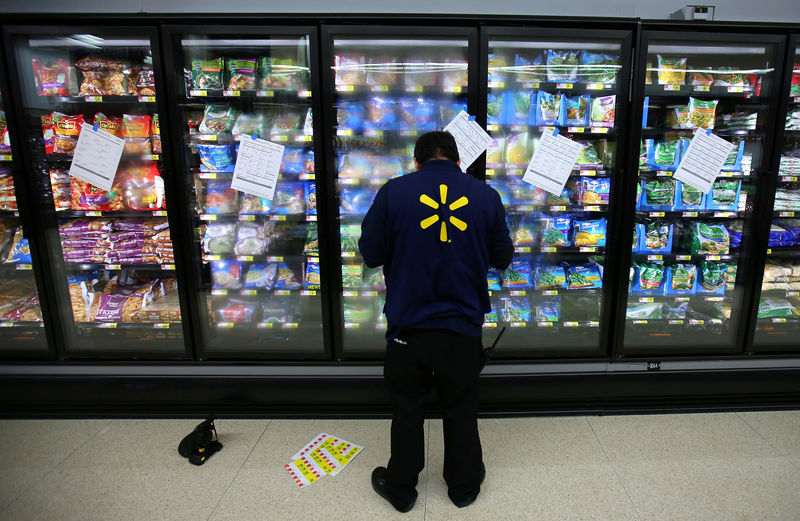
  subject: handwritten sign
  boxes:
[69,123,125,191]
[443,110,493,172]
[522,129,584,196]
[674,130,734,194]
[230,135,285,201]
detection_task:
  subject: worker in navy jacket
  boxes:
[359,131,513,513]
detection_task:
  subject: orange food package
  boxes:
[118,163,165,210]
[41,114,55,154]
[151,114,161,154]
[52,112,84,154]
[32,58,70,96]
[70,177,124,211]
[122,114,152,154]
[49,169,72,211]
[94,112,124,137]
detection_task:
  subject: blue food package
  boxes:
[697,261,727,295]
[274,262,302,290]
[506,91,533,126]
[534,264,567,290]
[514,53,546,83]
[663,301,689,319]
[665,263,697,296]
[637,221,673,253]
[197,144,234,172]
[565,94,591,126]
[339,186,375,216]
[486,179,511,206]
[675,181,706,210]
[211,260,243,289]
[721,140,745,171]
[303,149,315,174]
[337,102,365,132]
[639,179,676,211]
[238,193,271,214]
[573,218,607,247]
[579,177,610,205]
[484,300,500,324]
[780,219,800,245]
[508,177,537,205]
[534,296,561,322]
[438,101,468,127]
[705,180,740,211]
[397,97,436,131]
[281,147,304,174]
[502,257,533,289]
[205,180,237,214]
[501,295,532,323]
[364,96,397,131]
[540,215,572,246]
[304,182,316,215]
[727,220,743,249]
[630,262,665,295]
[646,140,681,171]
[564,262,603,290]
[487,93,505,126]
[304,257,321,290]
[272,182,306,214]
[9,237,32,263]
[768,222,791,247]
[534,91,565,126]
[487,268,502,291]
[579,51,619,83]
[546,49,579,82]
[243,263,278,289]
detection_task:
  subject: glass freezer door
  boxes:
[9,28,187,356]
[0,64,48,354]
[484,32,628,356]
[329,32,471,355]
[752,42,800,350]
[167,30,326,356]
[622,35,780,354]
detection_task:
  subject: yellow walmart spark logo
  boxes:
[419,184,469,242]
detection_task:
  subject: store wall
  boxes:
[4,0,800,23]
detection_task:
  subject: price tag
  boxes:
[342,291,358,297]
[584,206,601,212]
[154,323,170,329]
[706,255,721,261]
[274,290,291,296]
[675,297,691,302]
[710,319,723,325]
[295,135,313,142]
[363,291,378,297]
[444,86,463,93]
[550,206,567,211]
[205,255,221,261]
[189,90,208,97]
[675,255,691,261]
[564,321,579,327]
[138,96,156,102]
[541,247,556,253]
[399,129,418,136]
[104,264,121,270]
[580,247,597,252]
[198,173,217,180]
[298,173,315,180]
[647,255,663,261]
[283,323,299,328]
[239,215,256,221]
[300,290,317,296]
[336,85,355,92]
[689,319,705,325]
[200,214,217,221]
[257,322,275,328]
[664,84,681,91]
[523,82,539,89]
[69,123,125,192]
[542,290,558,296]
[514,247,531,253]
[236,256,254,262]
[632,320,648,324]
[241,289,257,296]
[704,296,723,301]
[337,129,353,136]
[199,134,218,141]
[511,322,527,328]
[639,297,654,302]
[727,86,744,93]
[682,212,698,217]
[656,171,673,177]
[714,212,735,218]
[522,128,584,196]
[787,291,800,297]
[341,251,356,258]
[780,212,795,217]
[486,124,499,132]
[297,90,312,98]
[586,83,604,90]
[556,83,573,89]
[581,170,597,176]
[0,154,11,161]
[488,81,505,88]
[344,322,360,329]
[266,256,284,262]
[218,322,234,328]
[152,210,167,216]
[160,264,175,270]
[782,176,798,182]
[588,321,600,327]
[98,323,117,328]
[15,264,32,270]
[256,90,275,97]
[649,212,665,217]
[568,127,585,133]
[231,135,285,202]
[306,215,317,222]
[591,127,610,134]
[211,289,228,295]
[669,320,684,325]
[509,291,527,296]
[406,85,423,92]
[443,111,493,172]
[485,169,496,177]
[693,85,710,92]
[84,96,103,102]
[483,322,498,328]
[772,318,788,323]
[85,211,103,216]
[272,135,289,142]
[364,129,383,137]
[0,322,12,327]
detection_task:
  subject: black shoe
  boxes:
[449,464,486,508]
[371,467,417,513]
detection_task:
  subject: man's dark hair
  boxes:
[414,131,460,164]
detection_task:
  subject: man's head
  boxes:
[413,131,460,166]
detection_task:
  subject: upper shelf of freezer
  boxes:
[643,54,771,100]
[332,54,468,96]
[183,56,310,100]
[487,50,621,92]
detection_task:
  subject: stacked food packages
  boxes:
[0,110,10,158]
[41,112,160,156]
[0,220,40,323]
[32,56,155,97]
[189,55,308,92]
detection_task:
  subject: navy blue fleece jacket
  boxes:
[358,159,514,340]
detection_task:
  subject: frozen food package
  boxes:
[217,299,257,323]
[687,97,718,129]
[334,54,366,86]
[505,133,530,167]
[271,182,306,215]
[535,91,563,126]
[231,113,265,138]
[259,55,306,90]
[513,53,546,83]
[657,55,687,85]
[199,105,236,135]
[565,94,590,126]
[364,96,397,131]
[243,263,278,290]
[122,114,152,154]
[197,144,235,172]
[573,218,607,247]
[484,300,500,324]
[487,93,505,126]
[626,302,663,319]
[366,56,399,86]
[502,257,533,289]
[339,186,374,216]
[565,262,603,290]
[535,296,561,322]
[397,98,436,131]
[699,261,727,293]
[340,224,361,252]
[641,179,676,209]
[546,50,579,82]
[94,112,123,137]
[234,223,267,256]
[534,264,566,290]
[486,137,505,168]
[226,58,257,91]
[120,164,164,210]
[633,262,665,293]
[715,67,753,87]
[52,112,84,155]
[7,228,31,264]
[512,220,536,245]
[590,95,615,127]
[32,57,70,96]
[487,54,507,83]
[691,67,714,86]
[211,261,243,289]
[70,178,124,211]
[274,262,302,290]
[192,58,224,90]
[580,178,610,205]
[341,263,362,289]
[136,66,155,96]
[579,51,619,84]
[41,114,55,154]
[667,264,697,294]
[75,56,129,96]
[239,193,271,215]
[501,295,532,323]
[540,215,572,247]
[151,114,161,154]
[304,182,317,215]
[441,58,468,89]
[404,57,437,88]
[576,141,602,166]
[203,223,235,254]
[757,298,800,318]
[270,110,302,135]
[204,180,237,214]
[688,222,730,255]
[509,91,533,126]
[706,180,741,210]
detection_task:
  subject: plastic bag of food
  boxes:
[512,221,537,245]
[197,144,234,172]
[502,257,533,289]
[508,91,533,126]
[546,50,579,82]
[545,185,574,206]
[689,222,730,255]
[706,180,740,210]
[238,194,271,215]
[564,262,603,290]
[487,93,505,126]
[626,302,663,319]
[487,268,502,291]
[579,51,619,84]
[534,264,566,290]
[657,55,687,85]
[120,164,164,210]
[506,133,531,167]
[698,261,727,294]
[580,177,610,205]
[52,113,84,154]
[200,105,236,135]
[648,141,681,171]
[203,223,235,254]
[341,263,362,289]
[94,112,123,137]
[540,215,571,246]
[234,223,267,256]
[41,114,55,154]
[231,113,265,138]
[32,58,70,96]
[573,218,606,247]
[274,262,302,290]
[501,295,532,323]
[691,67,714,86]
[590,95,615,127]
[687,97,718,129]
[122,114,152,154]
[192,58,224,90]
[211,261,243,289]
[259,55,306,90]
[334,54,366,86]
[575,141,602,166]
[667,264,697,295]
[757,298,800,318]
[242,263,277,290]
[205,180,237,214]
[364,96,397,130]
[535,91,563,126]
[640,179,676,209]
[226,58,256,91]
[70,178,124,211]
[675,181,705,210]
[565,94,590,126]
[632,262,665,293]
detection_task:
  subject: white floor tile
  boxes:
[739,410,800,468]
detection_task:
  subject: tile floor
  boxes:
[0,411,798,521]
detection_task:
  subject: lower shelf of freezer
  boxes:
[486,166,611,178]
[0,321,44,329]
[626,317,727,326]
[63,263,175,271]
[0,263,34,272]
[210,288,319,297]
[199,213,315,223]
[483,320,600,329]
[213,321,313,330]
[75,321,178,330]
[489,288,602,297]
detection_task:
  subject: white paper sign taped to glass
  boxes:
[522,129,584,196]
[443,110,493,172]
[68,123,125,192]
[674,130,734,194]
[231,135,285,201]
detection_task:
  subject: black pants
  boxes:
[383,328,484,504]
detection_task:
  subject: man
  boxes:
[359,130,514,513]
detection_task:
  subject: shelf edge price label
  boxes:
[581,170,596,176]
[664,84,681,91]
[200,214,217,221]
[211,289,228,296]
[772,318,788,323]
[15,264,32,271]
[483,323,498,328]
[371,85,389,92]
[511,322,526,328]
[537,321,554,327]
[138,96,156,102]
[632,320,648,324]
[104,264,121,270]
[488,81,505,88]
[579,247,596,252]
[239,214,256,221]
[588,321,600,327]
[363,291,377,297]
[586,83,604,90]
[337,129,353,136]
[542,290,558,296]
[298,90,312,98]
[584,206,601,212]
[486,124,499,132]
[300,290,317,296]
[780,212,795,217]
[152,210,167,216]
[714,212,735,218]
[669,320,684,325]
[223,90,241,97]
[541,247,556,253]
[336,85,355,92]
[85,211,102,216]
[189,90,208,97]
[682,212,698,217]
[85,96,103,102]
[0,322,12,327]
[98,323,118,328]
[647,255,662,261]
[706,255,721,261]
[341,251,356,258]
[568,127,585,133]
[689,319,705,325]
[266,256,284,262]
[727,86,744,93]
[256,90,275,97]
[201,135,218,141]
[782,176,798,182]
[675,255,691,261]
[283,323,299,329]
[160,264,175,271]
[649,212,665,217]
[154,323,170,329]
[344,322,360,329]
[274,290,290,296]
[342,291,358,297]
[241,289,257,296]
[639,297,654,303]
[514,246,531,253]
[556,83,573,89]
[258,322,274,329]
[306,215,317,222]
[564,321,579,327]
[218,322,234,328]
[509,290,526,296]
[406,86,423,93]
[693,85,710,92]
[591,127,610,134]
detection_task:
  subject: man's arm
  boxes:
[359,184,389,268]
[488,188,514,271]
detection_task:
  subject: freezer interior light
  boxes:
[335,39,468,48]
[649,44,769,55]
[29,36,150,48]
[180,38,308,47]
[490,41,620,51]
